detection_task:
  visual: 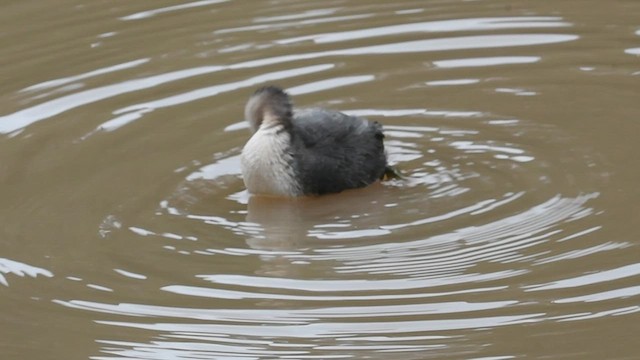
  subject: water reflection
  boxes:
[277,16,571,44]
[433,56,540,68]
[230,34,578,69]
[0,65,224,134]
[0,258,53,286]
[120,0,230,21]
[55,297,540,358]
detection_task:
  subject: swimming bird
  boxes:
[240,85,390,197]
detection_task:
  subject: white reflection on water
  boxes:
[197,270,526,291]
[526,263,640,291]
[185,155,241,181]
[426,79,480,86]
[53,297,541,355]
[214,14,374,34]
[120,0,230,21]
[277,17,571,44]
[433,56,540,68]
[94,313,542,336]
[555,286,640,303]
[0,257,53,286]
[20,58,150,93]
[554,306,640,322]
[0,66,225,134]
[162,285,508,301]
[114,268,147,280]
[254,8,340,23]
[288,75,375,95]
[55,299,518,319]
[232,34,578,69]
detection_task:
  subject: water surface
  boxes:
[1,0,640,359]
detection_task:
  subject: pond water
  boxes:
[1,0,639,359]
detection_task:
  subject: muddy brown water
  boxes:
[1,0,640,359]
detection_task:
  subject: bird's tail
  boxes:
[381,165,401,181]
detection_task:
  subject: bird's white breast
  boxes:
[240,125,301,196]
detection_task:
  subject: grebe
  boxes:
[240,86,389,196]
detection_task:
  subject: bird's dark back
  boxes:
[290,108,387,195]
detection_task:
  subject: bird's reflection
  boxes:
[245,182,391,249]
[243,183,397,278]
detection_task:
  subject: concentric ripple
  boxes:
[81,109,616,358]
